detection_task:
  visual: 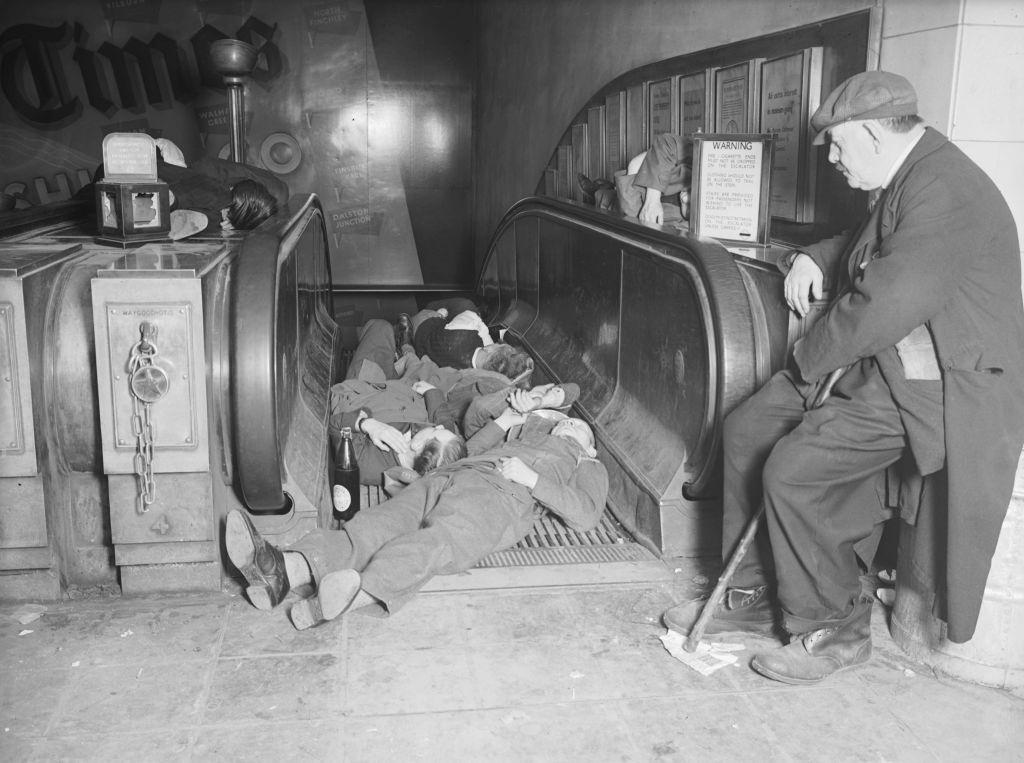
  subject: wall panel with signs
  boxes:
[570,123,589,201]
[647,78,675,144]
[680,71,710,136]
[605,92,626,178]
[539,11,872,244]
[759,48,822,222]
[587,106,606,185]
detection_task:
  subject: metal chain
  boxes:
[130,392,156,512]
[127,325,159,514]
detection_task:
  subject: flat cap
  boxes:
[811,71,918,145]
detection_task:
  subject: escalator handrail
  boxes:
[475,195,759,498]
[231,193,330,512]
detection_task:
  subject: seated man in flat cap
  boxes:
[661,71,1024,685]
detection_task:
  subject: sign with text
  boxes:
[713,60,762,134]
[605,91,625,178]
[570,123,588,201]
[101,132,158,180]
[587,105,606,183]
[679,71,708,136]
[690,134,773,245]
[648,78,673,145]
[759,47,822,222]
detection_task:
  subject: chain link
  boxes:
[127,325,159,514]
[130,392,156,512]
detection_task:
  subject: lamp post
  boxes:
[209,39,258,164]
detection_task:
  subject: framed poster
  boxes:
[625,83,645,162]
[587,105,606,182]
[713,60,762,134]
[647,78,674,145]
[690,133,774,245]
[605,91,626,178]
[679,70,709,136]
[570,123,589,201]
[543,168,559,198]
[759,47,822,222]
[556,144,572,201]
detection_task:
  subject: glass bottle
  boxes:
[332,426,360,525]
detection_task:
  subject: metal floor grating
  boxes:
[360,485,653,568]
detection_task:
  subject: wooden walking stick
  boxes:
[682,365,849,653]
[683,503,765,652]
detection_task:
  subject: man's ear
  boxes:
[861,120,885,152]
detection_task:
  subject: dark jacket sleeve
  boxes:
[351,434,397,486]
[634,133,691,195]
[461,388,511,438]
[422,388,460,431]
[794,160,971,382]
[531,458,608,532]
[465,420,509,456]
[188,157,290,206]
[783,233,853,291]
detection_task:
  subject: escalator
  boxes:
[346,196,795,588]
[0,191,793,599]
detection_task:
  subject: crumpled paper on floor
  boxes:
[659,629,746,676]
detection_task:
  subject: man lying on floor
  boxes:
[333,318,549,485]
[225,406,607,629]
[406,297,534,381]
[462,382,580,438]
[331,318,469,486]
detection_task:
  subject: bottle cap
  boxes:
[340,426,352,437]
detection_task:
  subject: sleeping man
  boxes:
[224,404,607,629]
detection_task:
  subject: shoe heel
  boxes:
[290,596,325,630]
[246,585,273,611]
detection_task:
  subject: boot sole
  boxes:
[225,511,275,612]
[290,569,361,630]
[750,652,870,685]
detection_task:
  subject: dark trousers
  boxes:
[723,359,907,634]
[345,319,398,381]
[289,467,536,614]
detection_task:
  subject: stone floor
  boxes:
[2,560,1023,762]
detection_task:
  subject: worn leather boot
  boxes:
[394,313,413,350]
[662,585,776,637]
[290,569,362,630]
[225,509,291,611]
[751,595,873,685]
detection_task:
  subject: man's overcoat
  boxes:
[794,127,1024,642]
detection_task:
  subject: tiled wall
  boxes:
[880,0,1024,260]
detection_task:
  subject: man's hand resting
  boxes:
[361,418,411,454]
[494,408,528,431]
[507,388,540,414]
[784,253,824,318]
[499,456,539,489]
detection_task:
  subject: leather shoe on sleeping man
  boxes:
[394,313,414,349]
[225,509,291,611]
[290,569,362,630]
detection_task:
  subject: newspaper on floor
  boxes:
[659,628,745,676]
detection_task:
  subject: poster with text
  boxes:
[691,134,773,245]
[759,48,821,222]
